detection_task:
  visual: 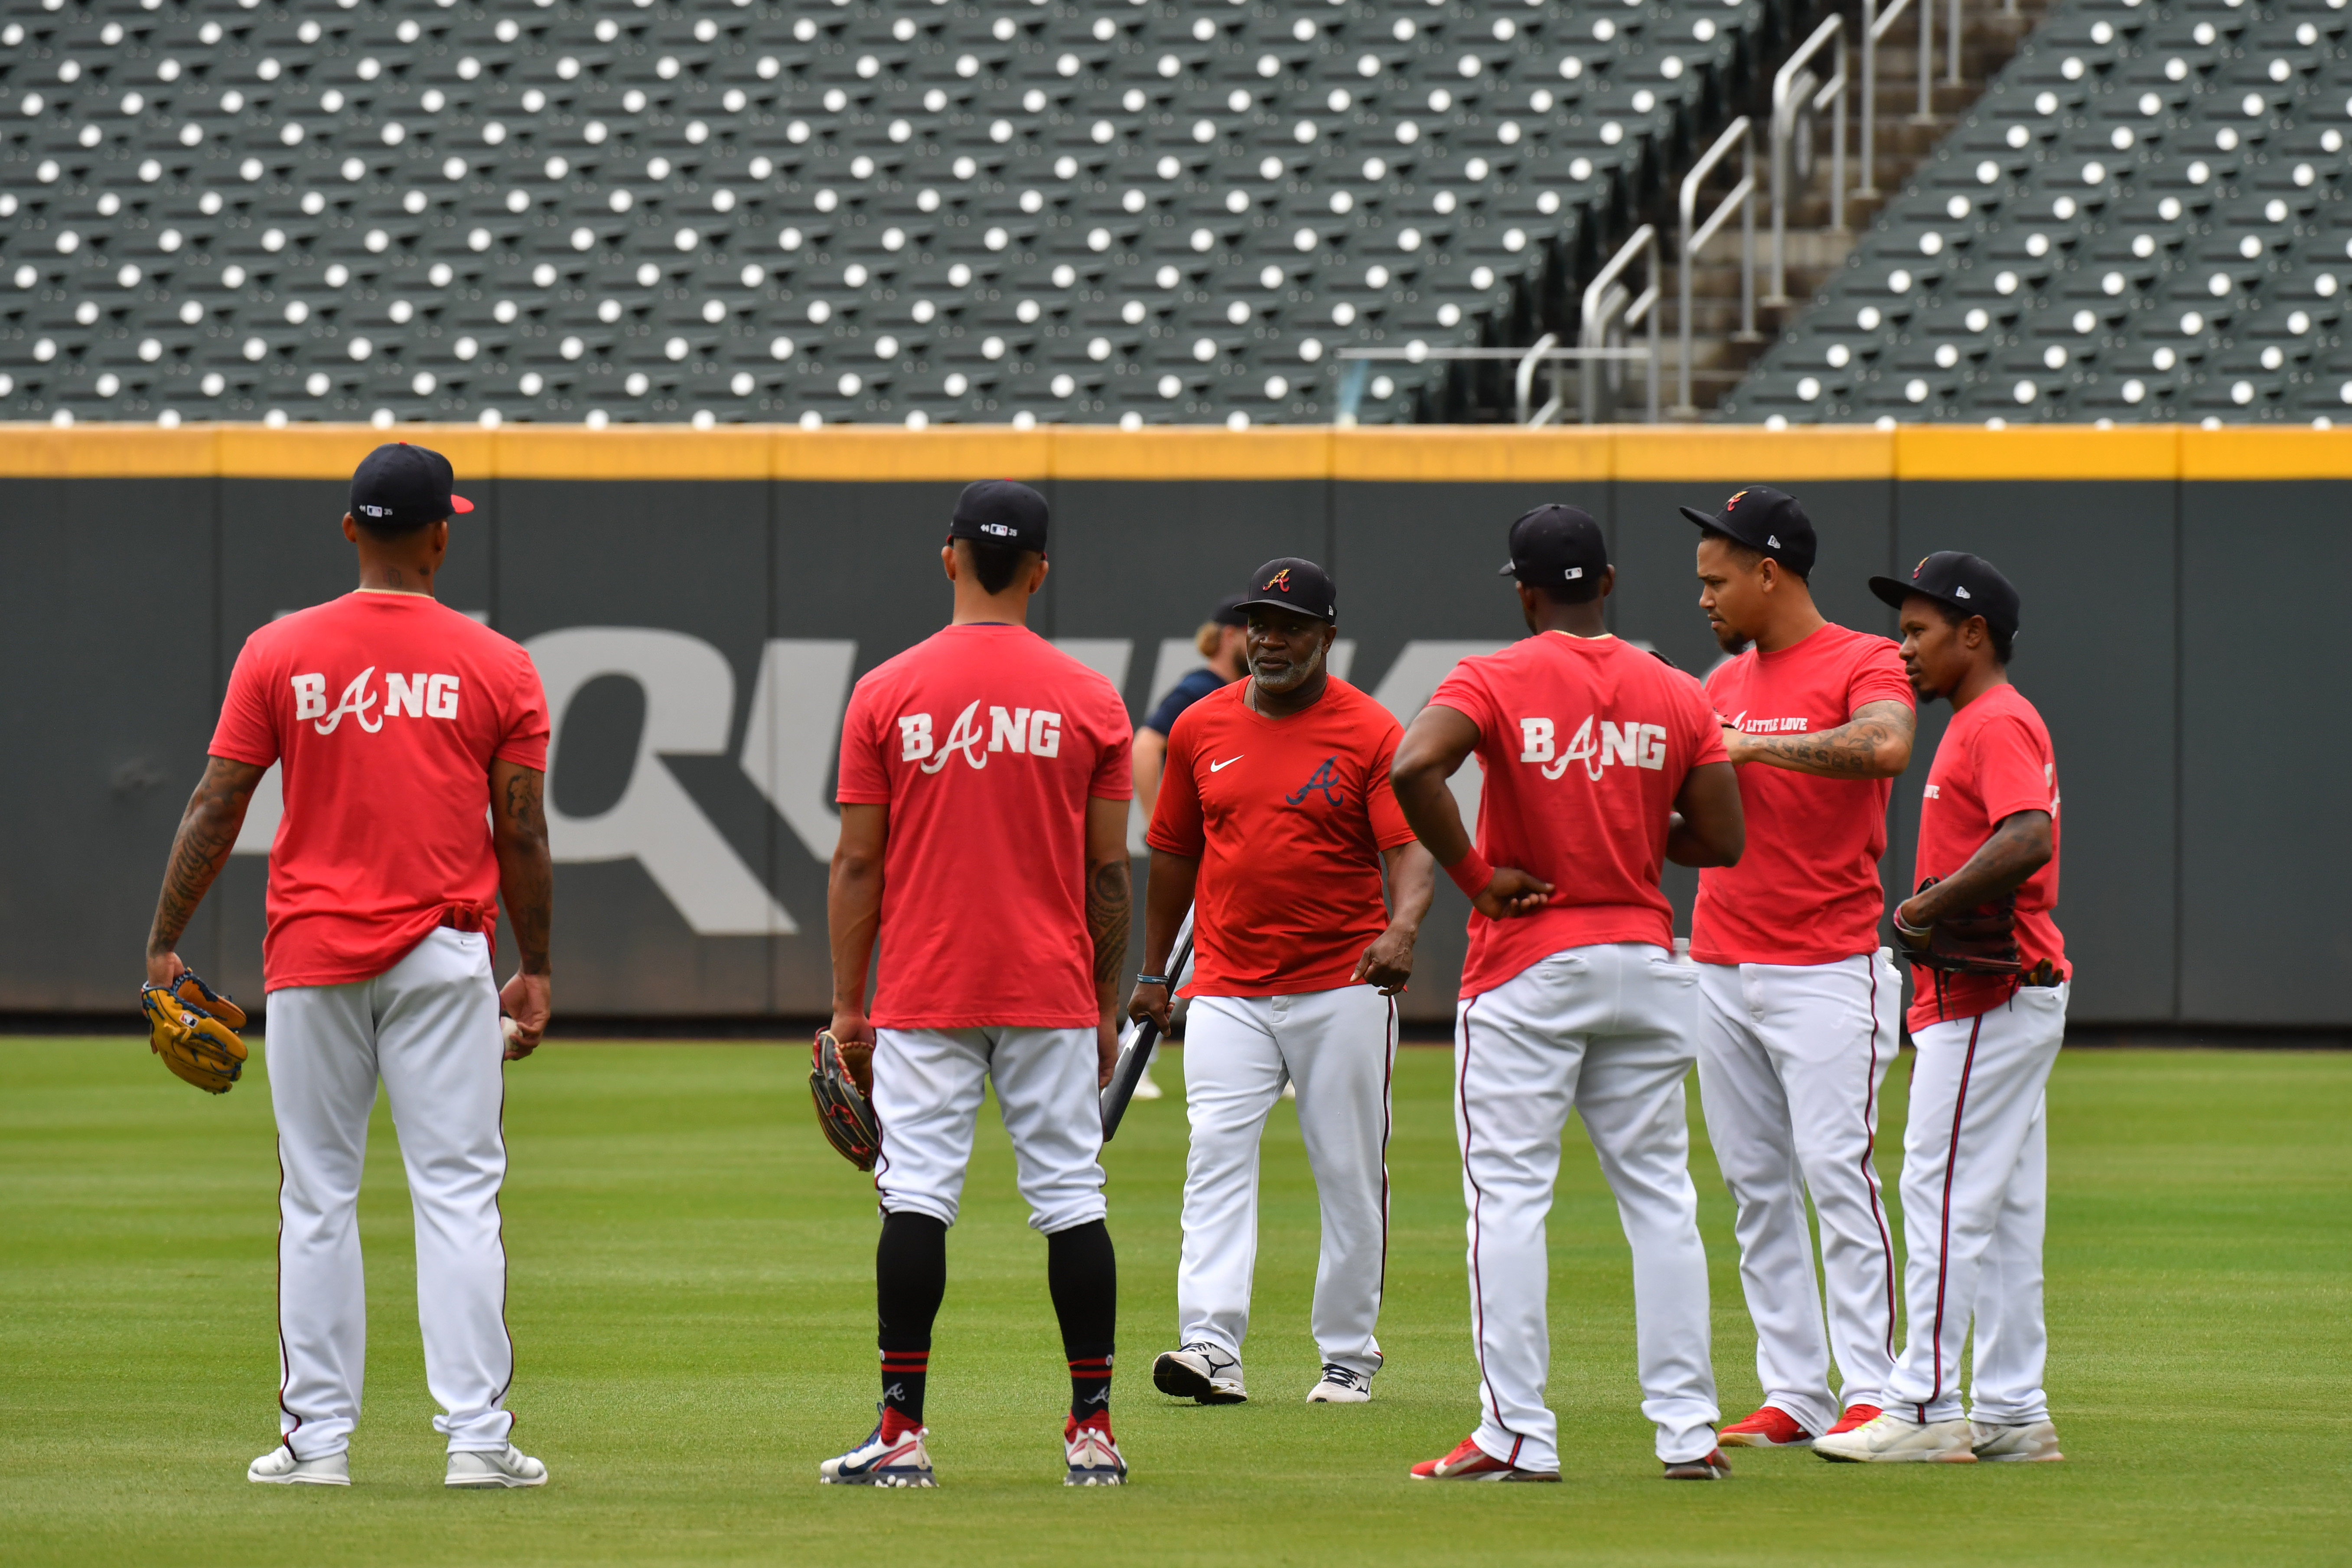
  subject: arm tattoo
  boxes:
[147,758,264,956]
[1741,700,1914,779]
[1086,858,1133,992]
[1912,812,2052,922]
[493,765,554,975]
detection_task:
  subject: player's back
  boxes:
[1431,632,1724,996]
[210,591,551,986]
[837,623,1133,1030]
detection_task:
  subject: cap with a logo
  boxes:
[1234,557,1336,623]
[947,478,1049,552]
[1869,551,2021,638]
[1210,592,1249,628]
[1497,503,1608,592]
[1678,486,1816,579]
[350,442,473,531]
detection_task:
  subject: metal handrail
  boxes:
[1769,14,1847,306]
[1512,333,1558,424]
[1677,118,1755,418]
[1576,225,1659,425]
[1860,0,1931,199]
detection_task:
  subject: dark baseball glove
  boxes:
[809,1029,881,1171]
[1894,877,2022,976]
[142,971,249,1095]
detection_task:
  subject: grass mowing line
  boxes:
[0,1042,2345,1566]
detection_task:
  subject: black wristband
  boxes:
[1134,973,1170,988]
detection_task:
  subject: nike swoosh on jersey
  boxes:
[1209,756,1243,772]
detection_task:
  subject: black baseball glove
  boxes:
[1894,877,2022,976]
[809,1030,881,1171]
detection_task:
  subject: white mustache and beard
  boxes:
[1249,636,1326,695]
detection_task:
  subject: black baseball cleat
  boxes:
[1152,1342,1247,1404]
[1663,1448,1733,1480]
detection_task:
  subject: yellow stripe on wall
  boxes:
[0,422,2342,482]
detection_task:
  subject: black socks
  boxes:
[1047,1219,1118,1421]
[876,1211,947,1427]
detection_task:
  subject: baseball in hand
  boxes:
[502,1016,521,1045]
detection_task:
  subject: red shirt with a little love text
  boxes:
[1428,632,1727,999]
[836,624,1133,1030]
[1146,678,1417,998]
[1694,623,1915,966]
[1907,682,2066,1028]
[209,592,551,992]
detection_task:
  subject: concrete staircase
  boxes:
[1662,0,2055,416]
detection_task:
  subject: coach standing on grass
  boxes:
[1815,553,2069,1466]
[1133,559,1434,1408]
[1683,487,1915,1450]
[1391,505,1746,1483]
[141,443,555,1489]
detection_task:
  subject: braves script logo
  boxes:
[899,701,1064,773]
[1517,716,1668,781]
[292,667,461,735]
[1262,568,1293,592]
[1285,756,1345,807]
[1725,489,1749,510]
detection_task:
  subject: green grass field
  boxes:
[1,1038,2345,1566]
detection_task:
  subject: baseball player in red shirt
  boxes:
[141,444,555,1489]
[1132,558,1435,1407]
[823,481,1136,1488]
[1681,487,1917,1449]
[1817,552,2069,1465]
[1391,506,1747,1483]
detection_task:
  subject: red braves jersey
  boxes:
[209,592,551,992]
[1693,623,1915,965]
[1908,682,2066,1028]
[1146,678,1417,997]
[836,623,1133,1029]
[1429,632,1728,998]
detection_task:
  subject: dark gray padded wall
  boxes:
[2179,482,2351,1024]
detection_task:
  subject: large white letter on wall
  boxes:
[529,627,795,936]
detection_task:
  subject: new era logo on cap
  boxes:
[1955,585,1972,599]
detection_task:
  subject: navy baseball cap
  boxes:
[1499,504,1608,596]
[350,442,472,531]
[1870,551,2021,638]
[1210,592,1249,627]
[1235,557,1336,623]
[948,479,1049,552]
[1679,485,1817,579]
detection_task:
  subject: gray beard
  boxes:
[1250,640,1325,696]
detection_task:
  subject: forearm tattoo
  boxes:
[1741,701,1915,779]
[496,767,554,975]
[148,758,261,955]
[1086,858,1133,994]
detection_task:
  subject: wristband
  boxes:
[1443,848,1495,899]
[1134,973,1171,988]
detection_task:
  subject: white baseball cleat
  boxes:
[1814,1412,1977,1463]
[446,1444,549,1488]
[819,1416,936,1487]
[1971,1418,2064,1462]
[1063,1414,1127,1485]
[248,1446,349,1486]
[1151,1342,1247,1404]
[1305,1363,1373,1403]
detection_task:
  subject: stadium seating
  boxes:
[1724,0,2352,424]
[1,0,1806,427]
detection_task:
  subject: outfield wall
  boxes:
[10,423,2345,1028]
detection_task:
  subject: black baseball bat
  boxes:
[1099,910,1194,1141]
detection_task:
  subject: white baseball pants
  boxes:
[1885,983,2067,1425]
[1175,986,1397,1378]
[873,1025,1107,1235]
[263,928,516,1459]
[1695,951,1902,1434]
[1453,944,1719,1470]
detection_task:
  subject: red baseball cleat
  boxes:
[1409,1434,1560,1483]
[1718,1405,1815,1447]
[1825,1404,1883,1436]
